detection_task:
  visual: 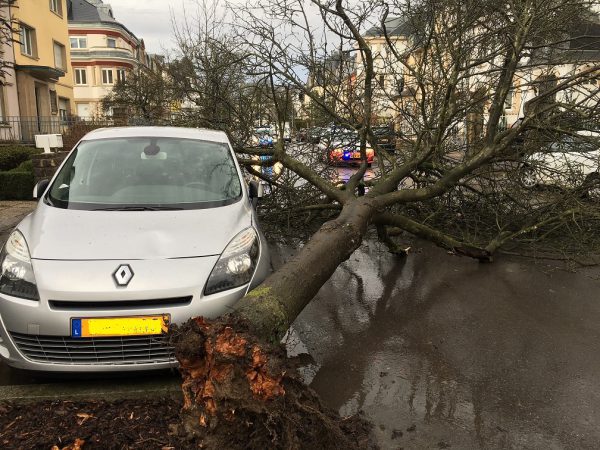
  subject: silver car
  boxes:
[0,127,270,372]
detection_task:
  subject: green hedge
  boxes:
[9,159,33,173]
[0,171,34,200]
[0,146,39,171]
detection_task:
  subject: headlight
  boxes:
[0,230,39,300]
[204,228,260,295]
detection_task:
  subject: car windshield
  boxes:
[336,132,357,143]
[46,137,242,210]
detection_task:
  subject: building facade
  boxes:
[0,3,21,138]
[11,0,75,140]
[67,0,148,118]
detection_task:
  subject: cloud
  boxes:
[109,0,194,55]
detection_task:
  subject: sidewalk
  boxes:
[0,201,36,243]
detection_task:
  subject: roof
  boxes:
[365,17,414,37]
[530,17,600,64]
[82,127,230,143]
[68,0,111,22]
[569,18,600,51]
[67,0,139,42]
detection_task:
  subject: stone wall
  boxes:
[31,152,69,183]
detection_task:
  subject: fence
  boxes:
[0,116,170,144]
[0,116,122,144]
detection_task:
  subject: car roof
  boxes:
[81,126,230,143]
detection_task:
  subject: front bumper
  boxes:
[0,256,256,372]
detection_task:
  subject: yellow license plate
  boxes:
[71,315,170,338]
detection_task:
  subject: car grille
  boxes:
[49,296,193,310]
[10,332,176,365]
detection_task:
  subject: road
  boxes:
[3,189,600,448]
[286,241,600,449]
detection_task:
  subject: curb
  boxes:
[0,378,182,404]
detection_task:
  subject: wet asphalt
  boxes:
[286,240,600,449]
[2,202,600,448]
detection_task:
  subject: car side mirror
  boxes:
[249,180,264,207]
[33,179,50,200]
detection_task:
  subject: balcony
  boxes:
[70,47,135,62]
[15,65,65,82]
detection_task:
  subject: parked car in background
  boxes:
[296,128,308,142]
[372,126,397,152]
[518,135,600,195]
[0,127,271,372]
[308,127,325,144]
[318,129,358,152]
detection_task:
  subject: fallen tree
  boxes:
[164,0,600,446]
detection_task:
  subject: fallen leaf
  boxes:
[76,413,94,426]
[53,438,85,450]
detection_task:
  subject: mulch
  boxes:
[0,398,190,449]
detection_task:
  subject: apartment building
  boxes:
[11,0,75,139]
[67,0,149,118]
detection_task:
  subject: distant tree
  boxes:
[0,0,16,83]
[101,66,176,121]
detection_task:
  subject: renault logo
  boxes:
[113,264,134,287]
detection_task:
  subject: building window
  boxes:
[58,97,69,123]
[49,0,62,15]
[116,68,126,83]
[53,41,66,70]
[49,90,58,114]
[0,87,6,122]
[70,37,87,49]
[504,89,514,110]
[74,68,87,85]
[20,24,36,57]
[107,37,116,48]
[379,74,385,88]
[102,68,114,85]
[77,103,90,118]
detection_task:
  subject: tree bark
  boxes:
[235,197,377,342]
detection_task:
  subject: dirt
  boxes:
[169,317,375,450]
[0,398,184,449]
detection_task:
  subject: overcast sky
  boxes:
[107,0,195,55]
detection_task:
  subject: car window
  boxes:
[46,137,242,210]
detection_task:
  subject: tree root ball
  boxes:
[169,316,376,449]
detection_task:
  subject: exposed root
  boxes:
[169,316,376,449]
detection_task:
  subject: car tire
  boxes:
[518,165,538,189]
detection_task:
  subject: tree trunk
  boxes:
[171,198,378,448]
[236,197,377,342]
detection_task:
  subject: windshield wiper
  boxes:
[93,206,185,211]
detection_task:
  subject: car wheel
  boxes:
[518,165,537,188]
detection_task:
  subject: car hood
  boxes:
[19,200,253,261]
